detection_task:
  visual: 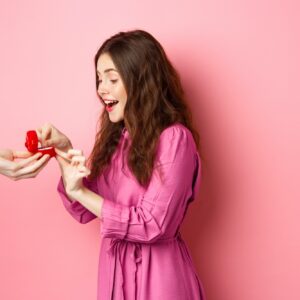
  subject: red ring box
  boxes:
[25,130,56,158]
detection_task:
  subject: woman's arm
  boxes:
[64,180,104,218]
[66,125,202,242]
[55,147,100,224]
[57,175,100,224]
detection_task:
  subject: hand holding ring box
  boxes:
[25,130,56,158]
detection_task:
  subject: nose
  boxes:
[97,80,110,97]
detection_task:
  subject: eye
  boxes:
[111,79,118,84]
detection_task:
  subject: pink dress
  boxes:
[57,123,206,300]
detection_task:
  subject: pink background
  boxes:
[0,1,299,299]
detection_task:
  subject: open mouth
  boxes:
[106,100,119,108]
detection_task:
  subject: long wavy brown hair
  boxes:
[87,29,202,189]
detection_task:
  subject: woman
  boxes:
[42,29,206,300]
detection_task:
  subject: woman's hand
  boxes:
[36,122,73,152]
[55,148,91,197]
[0,149,50,180]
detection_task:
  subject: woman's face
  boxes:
[96,53,127,123]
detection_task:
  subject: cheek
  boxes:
[122,91,127,102]
[116,85,127,102]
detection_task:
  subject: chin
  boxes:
[109,116,124,123]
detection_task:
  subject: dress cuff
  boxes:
[100,198,130,239]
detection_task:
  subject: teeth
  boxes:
[104,99,118,104]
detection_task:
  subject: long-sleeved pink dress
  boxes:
[57,123,206,300]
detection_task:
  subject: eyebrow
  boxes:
[96,68,118,75]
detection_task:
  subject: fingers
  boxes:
[35,128,42,141]
[67,149,83,157]
[54,147,91,192]
[70,156,86,167]
[43,138,54,147]
[42,127,51,146]
[13,150,35,159]
[67,150,86,168]
[55,148,84,161]
[12,154,51,179]
[78,165,91,175]
[55,148,89,174]
[55,153,69,168]
[12,155,51,180]
[54,148,71,162]
[15,152,43,169]
[36,123,52,146]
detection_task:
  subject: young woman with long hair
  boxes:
[37,29,206,300]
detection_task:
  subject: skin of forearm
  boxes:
[67,187,104,218]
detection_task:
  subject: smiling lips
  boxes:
[102,98,119,112]
[102,98,119,106]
